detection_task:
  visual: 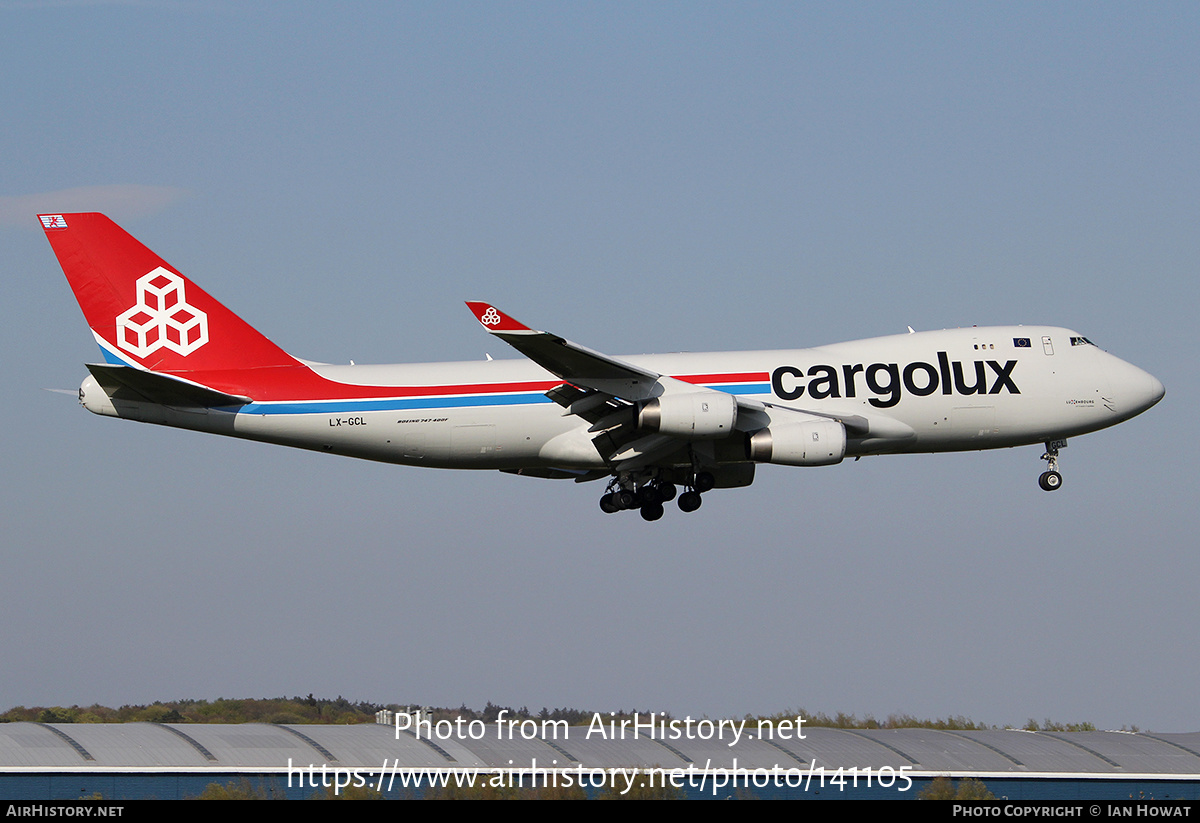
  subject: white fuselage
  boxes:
[81,325,1164,472]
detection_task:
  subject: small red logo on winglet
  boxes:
[39,214,68,229]
[465,301,532,333]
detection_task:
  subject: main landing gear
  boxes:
[1038,440,1065,492]
[676,470,714,514]
[598,471,715,520]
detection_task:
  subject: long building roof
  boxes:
[2,723,1199,777]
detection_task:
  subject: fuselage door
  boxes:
[951,406,997,439]
[451,424,497,462]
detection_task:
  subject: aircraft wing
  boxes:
[465,302,670,402]
[467,302,772,470]
[464,303,897,455]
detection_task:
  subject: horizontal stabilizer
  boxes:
[86,363,250,408]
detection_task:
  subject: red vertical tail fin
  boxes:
[41,213,299,373]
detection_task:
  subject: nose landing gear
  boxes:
[1038,440,1065,491]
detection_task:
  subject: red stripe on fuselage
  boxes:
[153,365,559,402]
[151,367,770,403]
[677,372,769,385]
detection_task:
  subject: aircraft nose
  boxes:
[1145,372,1166,409]
[1115,360,1164,417]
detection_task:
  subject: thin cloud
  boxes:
[0,1,198,9]
[0,185,188,228]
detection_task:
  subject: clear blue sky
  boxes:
[2,2,1196,731]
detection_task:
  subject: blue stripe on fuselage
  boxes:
[707,382,770,395]
[230,392,556,415]
[217,383,772,415]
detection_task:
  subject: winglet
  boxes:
[465,301,536,334]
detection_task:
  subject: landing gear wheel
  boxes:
[1038,470,1063,492]
[1038,440,1066,492]
[640,501,664,521]
[678,491,703,513]
[615,490,636,509]
[656,482,677,502]
[599,494,621,513]
[694,471,716,493]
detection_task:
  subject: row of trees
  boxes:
[756,709,1099,732]
[0,695,382,725]
[0,698,1101,732]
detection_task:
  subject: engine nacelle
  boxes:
[638,392,738,439]
[746,420,846,466]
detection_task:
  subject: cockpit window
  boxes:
[1070,336,1095,346]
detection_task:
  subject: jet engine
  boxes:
[638,392,738,438]
[746,419,846,466]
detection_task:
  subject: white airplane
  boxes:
[42,212,1164,520]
